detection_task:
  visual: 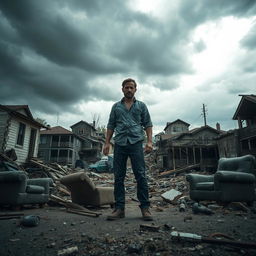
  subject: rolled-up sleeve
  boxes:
[141,103,152,129]
[107,104,116,130]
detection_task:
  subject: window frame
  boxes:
[16,122,26,146]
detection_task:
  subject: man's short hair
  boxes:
[122,78,137,88]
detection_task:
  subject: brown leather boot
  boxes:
[141,208,153,221]
[106,209,125,220]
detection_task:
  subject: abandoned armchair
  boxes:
[0,171,53,207]
[186,154,256,205]
[60,171,114,207]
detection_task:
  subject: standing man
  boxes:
[103,78,153,221]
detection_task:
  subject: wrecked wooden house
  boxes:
[216,94,256,158]
[38,126,83,167]
[70,120,105,163]
[0,105,46,165]
[156,119,222,171]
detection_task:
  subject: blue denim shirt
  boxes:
[107,98,153,146]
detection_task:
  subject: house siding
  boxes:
[72,123,95,137]
[0,111,10,151]
[217,133,238,158]
[5,118,40,165]
[5,119,29,164]
[176,130,219,146]
[165,121,189,135]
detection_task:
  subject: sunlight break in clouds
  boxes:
[187,16,255,87]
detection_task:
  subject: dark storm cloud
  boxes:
[0,0,123,73]
[0,0,256,117]
[178,0,256,28]
[241,24,256,50]
[151,79,179,91]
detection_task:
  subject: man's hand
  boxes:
[144,142,153,154]
[103,143,110,156]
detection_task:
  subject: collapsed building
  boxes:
[155,119,222,172]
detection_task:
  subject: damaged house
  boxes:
[0,105,46,165]
[216,94,256,157]
[38,120,108,167]
[38,126,83,167]
[156,119,222,171]
[70,120,105,163]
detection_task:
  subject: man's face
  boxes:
[122,82,137,99]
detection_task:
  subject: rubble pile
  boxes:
[1,151,256,256]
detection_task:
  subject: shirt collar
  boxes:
[121,97,136,103]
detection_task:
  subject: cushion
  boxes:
[60,172,96,190]
[26,185,45,194]
[215,171,255,183]
[194,182,214,191]
[218,155,256,173]
[0,171,25,182]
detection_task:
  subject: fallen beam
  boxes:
[159,164,200,177]
[66,208,100,217]
[50,194,101,216]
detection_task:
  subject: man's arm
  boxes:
[103,128,114,155]
[145,126,153,154]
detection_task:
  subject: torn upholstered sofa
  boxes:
[186,155,256,204]
[60,171,114,207]
[0,171,53,207]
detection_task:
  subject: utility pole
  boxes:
[202,104,207,126]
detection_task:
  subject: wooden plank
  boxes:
[158,164,200,178]
[66,208,100,217]
[49,194,99,214]
[57,185,71,196]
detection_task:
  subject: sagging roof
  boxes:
[70,120,96,131]
[175,125,222,139]
[40,126,73,135]
[233,94,256,120]
[161,125,222,142]
[164,119,190,131]
[0,105,46,128]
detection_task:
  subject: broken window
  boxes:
[59,150,68,157]
[17,122,26,146]
[40,135,47,144]
[60,135,69,142]
[50,150,58,157]
[38,150,45,158]
[78,128,84,134]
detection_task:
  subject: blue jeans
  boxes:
[113,141,150,209]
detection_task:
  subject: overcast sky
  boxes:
[1,0,255,134]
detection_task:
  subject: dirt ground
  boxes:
[1,196,256,256]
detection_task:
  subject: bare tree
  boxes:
[35,117,49,127]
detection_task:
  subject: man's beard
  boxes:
[124,92,134,99]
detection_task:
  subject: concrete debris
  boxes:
[1,151,256,256]
[161,189,182,203]
[57,246,78,256]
